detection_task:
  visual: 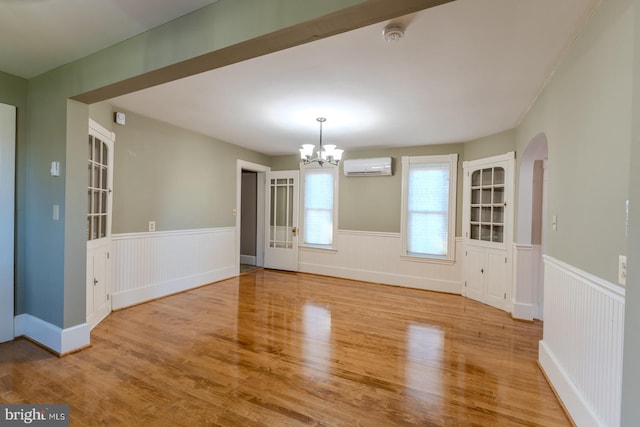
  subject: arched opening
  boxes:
[513,132,548,320]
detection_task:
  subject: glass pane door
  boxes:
[87,134,110,241]
[269,177,295,249]
[469,167,505,243]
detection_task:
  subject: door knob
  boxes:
[292,227,297,236]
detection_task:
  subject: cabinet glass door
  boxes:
[469,167,505,243]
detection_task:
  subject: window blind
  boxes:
[407,161,450,256]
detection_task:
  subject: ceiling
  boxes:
[1,0,599,156]
[0,0,220,78]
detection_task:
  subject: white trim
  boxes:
[540,255,625,427]
[299,232,462,294]
[240,255,256,265]
[0,103,16,343]
[236,160,270,274]
[299,245,338,254]
[400,153,458,261]
[512,243,543,320]
[461,150,515,168]
[539,341,600,427]
[14,314,90,355]
[111,266,236,310]
[89,118,115,142]
[112,227,235,241]
[337,230,400,239]
[543,255,624,300]
[299,261,461,294]
[111,227,236,309]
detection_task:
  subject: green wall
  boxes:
[464,129,516,162]
[21,0,368,329]
[621,0,640,423]
[338,145,465,234]
[272,143,473,235]
[516,0,634,284]
[271,133,518,237]
[111,109,269,233]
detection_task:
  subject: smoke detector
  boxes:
[382,23,406,42]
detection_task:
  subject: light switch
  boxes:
[50,161,60,177]
[53,204,59,221]
[552,215,557,231]
[619,255,627,286]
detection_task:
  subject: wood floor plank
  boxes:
[0,270,570,426]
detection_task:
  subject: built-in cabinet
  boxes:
[86,119,114,329]
[462,152,514,312]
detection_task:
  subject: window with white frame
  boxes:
[301,165,338,247]
[401,154,458,260]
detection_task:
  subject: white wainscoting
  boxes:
[539,255,625,427]
[111,227,236,310]
[512,244,543,320]
[299,231,462,293]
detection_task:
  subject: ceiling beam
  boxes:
[72,0,453,104]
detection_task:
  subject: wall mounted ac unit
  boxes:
[343,157,392,176]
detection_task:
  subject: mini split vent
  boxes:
[343,157,392,176]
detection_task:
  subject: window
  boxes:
[401,154,458,260]
[301,165,338,247]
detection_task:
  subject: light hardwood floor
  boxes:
[0,270,569,426]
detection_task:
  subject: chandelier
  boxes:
[299,117,344,166]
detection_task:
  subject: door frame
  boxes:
[0,103,15,343]
[236,160,269,274]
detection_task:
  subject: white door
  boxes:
[0,104,15,343]
[462,152,514,312]
[485,250,509,310]
[87,119,114,329]
[264,171,299,271]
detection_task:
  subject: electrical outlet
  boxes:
[148,221,156,232]
[618,255,627,286]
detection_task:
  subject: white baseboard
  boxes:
[512,302,536,321]
[299,262,461,294]
[240,255,256,265]
[111,265,236,310]
[539,341,599,427]
[14,314,90,355]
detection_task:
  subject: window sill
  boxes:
[400,254,456,265]
[299,244,338,254]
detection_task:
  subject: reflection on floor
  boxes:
[240,263,260,274]
[0,270,570,426]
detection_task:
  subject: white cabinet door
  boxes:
[464,246,485,302]
[462,152,514,313]
[86,120,114,329]
[486,250,509,310]
[87,242,111,329]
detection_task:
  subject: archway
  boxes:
[513,132,548,320]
